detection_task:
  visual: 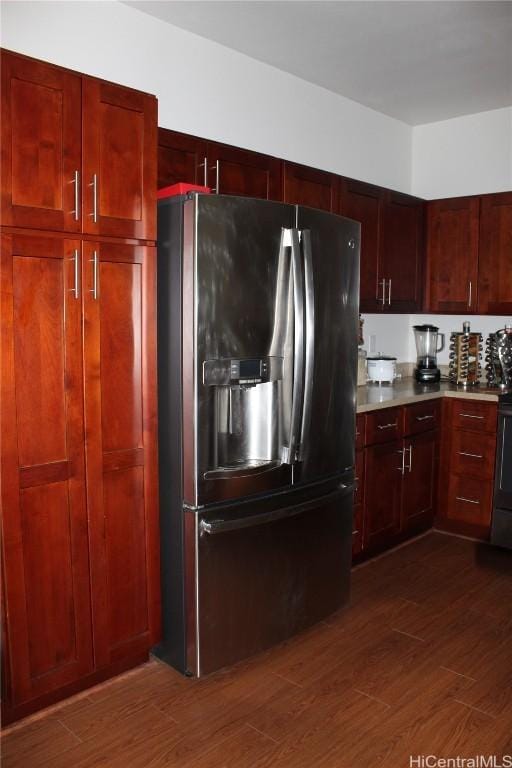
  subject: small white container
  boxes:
[367,356,397,384]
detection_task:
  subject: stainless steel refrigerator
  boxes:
[155,193,360,676]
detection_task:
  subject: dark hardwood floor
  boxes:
[2,531,511,767]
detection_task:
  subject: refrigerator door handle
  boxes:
[199,483,353,534]
[285,228,305,464]
[298,229,314,460]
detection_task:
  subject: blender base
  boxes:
[415,368,441,383]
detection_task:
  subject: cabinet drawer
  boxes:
[404,400,440,436]
[450,430,496,480]
[365,407,403,445]
[447,475,493,528]
[355,414,365,450]
[450,399,497,434]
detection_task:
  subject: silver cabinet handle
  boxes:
[407,444,412,473]
[89,250,98,300]
[456,496,480,505]
[459,413,484,420]
[198,156,208,187]
[379,278,387,305]
[416,414,434,421]
[209,160,220,194]
[69,249,80,298]
[397,448,405,474]
[388,278,392,306]
[468,280,472,308]
[377,422,398,430]
[89,174,98,223]
[458,451,483,459]
[71,170,80,221]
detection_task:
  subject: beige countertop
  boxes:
[356,378,502,413]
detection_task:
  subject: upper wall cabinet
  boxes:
[158,128,281,200]
[339,178,382,312]
[425,197,480,313]
[283,162,338,212]
[1,50,157,241]
[82,78,157,240]
[378,192,424,312]
[158,129,208,189]
[478,192,512,315]
[1,50,82,233]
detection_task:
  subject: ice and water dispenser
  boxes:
[203,356,285,477]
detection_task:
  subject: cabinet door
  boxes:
[82,79,157,240]
[158,128,208,189]
[340,179,383,312]
[82,241,159,668]
[1,234,93,706]
[401,431,437,532]
[208,143,282,200]
[478,192,512,314]
[283,162,339,212]
[352,449,365,557]
[1,50,81,233]
[425,197,479,312]
[379,192,423,312]
[364,440,403,551]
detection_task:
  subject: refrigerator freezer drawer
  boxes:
[194,483,353,676]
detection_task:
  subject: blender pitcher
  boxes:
[413,325,444,383]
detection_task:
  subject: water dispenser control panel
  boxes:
[203,356,283,386]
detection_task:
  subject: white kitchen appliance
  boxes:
[367,355,397,384]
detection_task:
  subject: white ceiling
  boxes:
[125,0,512,125]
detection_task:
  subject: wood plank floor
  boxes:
[2,531,512,768]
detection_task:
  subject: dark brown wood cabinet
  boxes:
[340,179,382,312]
[1,233,94,707]
[1,50,157,242]
[437,398,497,539]
[82,241,159,669]
[158,129,208,189]
[478,192,512,314]
[401,430,437,533]
[359,401,439,557]
[378,191,424,312]
[1,49,159,724]
[158,128,281,200]
[364,439,404,551]
[283,161,339,212]
[208,143,282,199]
[425,197,480,313]
[1,51,82,233]
[82,79,157,240]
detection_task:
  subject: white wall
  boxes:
[362,314,512,366]
[0,0,412,193]
[412,107,512,199]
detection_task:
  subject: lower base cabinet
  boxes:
[356,401,440,559]
[436,398,497,539]
[365,439,403,551]
[402,430,438,533]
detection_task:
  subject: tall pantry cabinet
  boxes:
[1,49,159,723]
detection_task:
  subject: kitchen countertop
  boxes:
[356,378,504,413]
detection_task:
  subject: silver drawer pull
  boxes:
[455,496,480,505]
[459,413,484,420]
[458,451,483,459]
[377,422,398,430]
[416,414,434,421]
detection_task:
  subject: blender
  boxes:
[413,324,444,383]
